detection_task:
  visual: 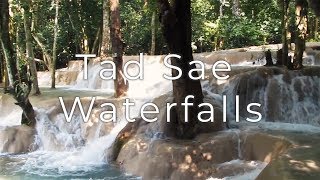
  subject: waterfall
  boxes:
[220,67,320,125]
[72,55,172,99]
[0,55,174,177]
[2,54,320,179]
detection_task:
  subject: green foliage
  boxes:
[191,0,217,51]
[191,0,282,50]
[120,0,165,55]
[218,16,266,48]
[8,0,320,66]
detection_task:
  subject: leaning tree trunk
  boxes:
[0,0,36,126]
[32,34,51,69]
[23,1,41,95]
[110,0,128,97]
[293,0,308,70]
[51,0,59,89]
[158,0,206,139]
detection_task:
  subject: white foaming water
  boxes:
[72,55,172,98]
[34,109,84,151]
[73,62,115,91]
[126,56,172,99]
[0,56,174,178]
[0,99,142,178]
[17,118,128,176]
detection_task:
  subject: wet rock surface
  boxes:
[0,125,35,154]
[257,131,320,180]
[111,129,296,180]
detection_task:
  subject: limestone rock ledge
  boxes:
[108,129,294,180]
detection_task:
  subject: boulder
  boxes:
[0,125,35,154]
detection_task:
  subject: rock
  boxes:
[37,71,80,86]
[67,60,84,71]
[0,125,35,154]
[115,132,239,180]
[111,130,293,180]
[256,132,320,180]
[241,132,292,163]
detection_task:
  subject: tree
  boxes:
[145,0,158,55]
[150,11,157,55]
[0,0,36,126]
[232,0,240,16]
[0,46,3,84]
[279,0,290,66]
[110,0,128,97]
[157,0,224,139]
[101,0,111,57]
[22,0,41,95]
[51,0,59,88]
[293,0,308,70]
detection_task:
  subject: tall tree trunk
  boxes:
[23,1,41,95]
[51,0,59,89]
[293,0,308,70]
[315,17,318,39]
[4,62,9,92]
[101,0,111,57]
[0,0,36,126]
[150,11,156,55]
[83,34,89,54]
[158,0,212,139]
[1,58,9,92]
[0,46,3,84]
[279,0,290,66]
[219,2,224,18]
[232,0,240,17]
[110,0,128,97]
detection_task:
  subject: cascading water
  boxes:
[0,102,136,179]
[0,55,172,179]
[1,53,320,179]
[219,68,320,126]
